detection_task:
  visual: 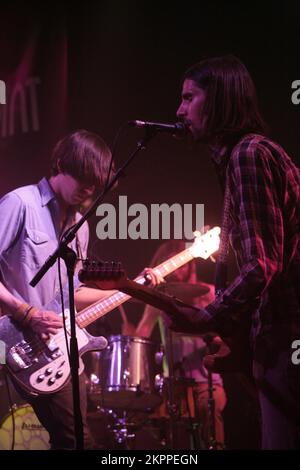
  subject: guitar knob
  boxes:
[37,374,45,382]
[48,377,56,385]
[56,370,63,378]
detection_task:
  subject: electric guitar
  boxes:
[0,227,220,395]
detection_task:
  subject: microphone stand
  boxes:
[30,127,158,450]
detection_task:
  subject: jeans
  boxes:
[253,349,300,449]
[15,372,94,449]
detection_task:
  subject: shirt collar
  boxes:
[38,177,56,207]
[210,144,228,166]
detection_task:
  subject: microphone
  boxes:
[129,120,186,136]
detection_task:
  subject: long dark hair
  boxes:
[183,55,267,145]
[51,129,114,188]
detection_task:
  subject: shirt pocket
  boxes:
[21,228,57,269]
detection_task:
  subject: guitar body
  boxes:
[0,314,107,396]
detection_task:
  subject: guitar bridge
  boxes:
[7,338,62,372]
[7,341,35,371]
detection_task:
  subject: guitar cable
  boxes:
[3,372,16,450]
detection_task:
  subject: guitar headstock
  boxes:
[190,226,220,260]
[78,260,127,290]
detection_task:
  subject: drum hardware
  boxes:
[86,335,163,412]
[204,336,225,450]
[164,328,180,448]
[154,374,164,394]
[162,327,205,450]
[95,408,150,448]
[155,344,164,366]
[84,337,164,448]
[87,385,204,450]
[109,410,137,446]
[84,334,205,449]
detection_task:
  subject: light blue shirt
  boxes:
[0,178,89,310]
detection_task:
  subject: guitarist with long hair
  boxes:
[164,55,300,449]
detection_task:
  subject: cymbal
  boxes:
[158,282,210,300]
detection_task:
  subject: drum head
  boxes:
[0,404,50,450]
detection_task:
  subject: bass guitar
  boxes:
[0,228,220,395]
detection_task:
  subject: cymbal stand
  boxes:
[165,329,180,449]
[205,336,224,450]
[207,368,217,450]
[165,332,203,450]
[106,409,136,449]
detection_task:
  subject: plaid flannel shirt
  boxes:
[205,134,300,347]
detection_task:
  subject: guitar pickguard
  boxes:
[0,313,107,395]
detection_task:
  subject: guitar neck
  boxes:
[118,278,199,316]
[76,246,194,328]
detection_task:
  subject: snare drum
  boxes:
[85,335,163,411]
[0,404,50,450]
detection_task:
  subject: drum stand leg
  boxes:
[164,330,201,450]
[108,410,136,449]
[206,370,225,450]
[186,387,205,450]
[165,329,180,449]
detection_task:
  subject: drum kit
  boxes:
[84,334,164,446]
[84,281,210,450]
[84,335,204,449]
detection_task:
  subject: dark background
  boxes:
[1,1,299,274]
[1,0,299,449]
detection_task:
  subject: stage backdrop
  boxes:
[0,6,68,194]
